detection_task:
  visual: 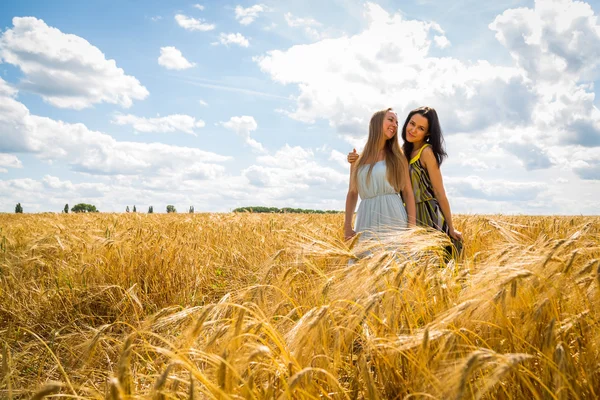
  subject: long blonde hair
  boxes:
[352,108,407,192]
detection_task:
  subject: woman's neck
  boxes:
[412,140,426,152]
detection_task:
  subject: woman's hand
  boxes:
[344,227,356,241]
[347,148,359,164]
[449,228,462,241]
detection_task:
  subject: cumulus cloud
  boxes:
[490,0,600,82]
[257,144,314,168]
[447,176,547,202]
[175,14,215,31]
[458,155,489,171]
[112,113,205,135]
[567,147,600,180]
[257,3,530,137]
[158,46,195,70]
[193,4,204,11]
[489,0,600,148]
[213,33,250,47]
[0,17,149,109]
[284,12,322,40]
[243,144,346,189]
[220,116,264,152]
[0,153,23,169]
[573,160,600,180]
[501,142,554,170]
[329,149,350,169]
[0,76,17,96]
[0,87,229,175]
[433,35,451,48]
[42,175,110,197]
[284,12,321,28]
[235,4,268,25]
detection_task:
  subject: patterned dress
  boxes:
[409,144,462,256]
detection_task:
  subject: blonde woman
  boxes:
[344,108,416,241]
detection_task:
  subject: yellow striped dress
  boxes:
[409,144,462,255]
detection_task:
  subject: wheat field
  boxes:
[0,213,599,399]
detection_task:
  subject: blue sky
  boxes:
[1,0,600,214]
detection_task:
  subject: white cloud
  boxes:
[568,149,600,180]
[284,12,322,40]
[257,3,527,137]
[284,12,320,28]
[42,175,110,197]
[490,0,600,82]
[199,99,209,106]
[257,144,314,168]
[500,142,554,170]
[220,116,265,152]
[112,113,205,135]
[243,144,346,190]
[235,4,268,25]
[193,4,204,11]
[434,35,451,48]
[0,153,23,169]
[489,0,600,148]
[0,17,149,109]
[213,33,250,47]
[158,46,195,70]
[458,157,489,171]
[0,77,17,96]
[175,14,215,31]
[447,176,547,202]
[329,149,349,169]
[150,16,163,22]
[0,87,229,176]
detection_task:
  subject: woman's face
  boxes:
[406,113,429,143]
[382,111,398,140]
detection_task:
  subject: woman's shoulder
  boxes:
[420,145,438,166]
[421,145,434,157]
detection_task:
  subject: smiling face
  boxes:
[405,113,429,144]
[382,110,398,140]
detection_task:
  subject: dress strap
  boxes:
[409,144,431,165]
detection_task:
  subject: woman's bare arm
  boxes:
[401,159,416,226]
[420,147,462,240]
[344,165,359,240]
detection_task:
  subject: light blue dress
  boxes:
[355,160,408,239]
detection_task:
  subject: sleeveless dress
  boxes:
[409,144,462,254]
[355,160,408,239]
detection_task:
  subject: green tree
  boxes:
[133,205,137,213]
[126,206,130,213]
[15,203,23,213]
[166,205,176,213]
[71,203,98,213]
[189,205,194,214]
[63,204,69,213]
[148,205,154,214]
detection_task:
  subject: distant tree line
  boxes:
[13,203,340,214]
[233,206,343,214]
